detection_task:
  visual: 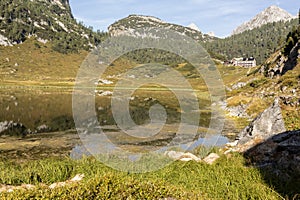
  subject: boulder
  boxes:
[36,124,51,133]
[0,121,27,136]
[164,151,201,162]
[235,98,286,151]
[245,130,300,183]
[203,153,220,165]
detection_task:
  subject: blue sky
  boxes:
[69,0,299,37]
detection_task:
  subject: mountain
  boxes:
[232,5,295,35]
[207,32,215,37]
[108,14,214,42]
[187,23,201,32]
[203,18,298,64]
[0,0,107,53]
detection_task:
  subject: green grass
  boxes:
[0,154,289,199]
[0,32,299,199]
[0,38,88,83]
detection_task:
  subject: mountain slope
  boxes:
[204,18,298,65]
[0,0,107,53]
[262,25,300,78]
[232,5,295,35]
[108,14,214,42]
[222,25,300,130]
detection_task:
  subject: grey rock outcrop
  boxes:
[237,99,285,143]
[263,41,299,78]
[36,124,51,133]
[232,98,286,152]
[0,121,27,136]
[245,130,300,183]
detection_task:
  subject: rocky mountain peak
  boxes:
[108,14,215,42]
[49,0,71,10]
[128,14,164,23]
[232,5,295,35]
[187,23,201,32]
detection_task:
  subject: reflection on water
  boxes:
[0,88,212,131]
[0,88,235,161]
[70,135,229,160]
[0,88,74,130]
[70,124,229,160]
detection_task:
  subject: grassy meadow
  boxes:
[0,38,299,199]
[0,153,290,200]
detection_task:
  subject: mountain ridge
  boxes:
[187,23,201,32]
[108,14,215,42]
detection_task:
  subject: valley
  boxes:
[0,0,299,199]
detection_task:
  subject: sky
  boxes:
[69,0,299,38]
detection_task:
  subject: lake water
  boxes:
[0,87,239,160]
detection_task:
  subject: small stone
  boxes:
[226,140,238,147]
[164,151,201,162]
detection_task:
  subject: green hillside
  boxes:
[0,0,107,53]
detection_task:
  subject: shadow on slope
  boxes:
[244,130,300,198]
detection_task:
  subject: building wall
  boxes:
[233,59,256,68]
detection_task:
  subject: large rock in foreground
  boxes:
[245,130,300,185]
[235,98,286,151]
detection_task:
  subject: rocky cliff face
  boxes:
[235,99,286,149]
[265,43,299,78]
[262,26,299,78]
[108,15,214,42]
[0,0,106,52]
[232,5,295,35]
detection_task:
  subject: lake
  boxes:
[0,86,239,161]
